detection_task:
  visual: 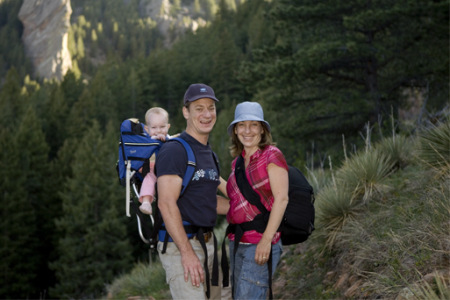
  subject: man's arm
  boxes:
[217,195,229,215]
[217,176,228,198]
[157,174,205,287]
[217,177,229,215]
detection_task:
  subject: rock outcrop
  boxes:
[139,0,208,47]
[18,0,72,81]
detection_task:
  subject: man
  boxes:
[156,83,229,300]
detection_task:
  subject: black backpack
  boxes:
[233,156,315,245]
[280,166,315,245]
[224,156,315,299]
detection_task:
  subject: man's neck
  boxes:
[185,129,209,145]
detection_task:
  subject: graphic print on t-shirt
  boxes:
[192,169,218,181]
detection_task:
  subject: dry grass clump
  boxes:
[413,274,450,300]
[106,261,170,299]
[306,167,331,194]
[336,149,395,204]
[375,134,415,169]
[314,182,362,251]
[314,138,399,252]
[417,122,450,177]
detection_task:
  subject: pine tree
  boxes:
[65,88,96,139]
[50,121,133,299]
[193,0,201,16]
[67,26,77,58]
[210,28,243,101]
[240,0,449,155]
[0,128,39,299]
[89,72,118,129]
[76,35,85,58]
[15,107,55,296]
[0,68,26,129]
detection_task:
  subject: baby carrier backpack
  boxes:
[117,118,196,249]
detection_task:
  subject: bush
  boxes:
[106,261,170,299]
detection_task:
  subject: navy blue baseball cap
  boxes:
[184,83,219,105]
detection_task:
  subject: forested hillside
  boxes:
[0,0,448,298]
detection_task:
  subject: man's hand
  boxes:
[181,248,205,287]
[158,174,204,287]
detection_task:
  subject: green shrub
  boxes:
[106,261,170,299]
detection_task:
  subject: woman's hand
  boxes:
[253,163,289,266]
[255,236,272,265]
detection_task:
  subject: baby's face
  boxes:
[146,113,170,136]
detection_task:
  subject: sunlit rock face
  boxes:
[139,0,208,47]
[18,0,72,81]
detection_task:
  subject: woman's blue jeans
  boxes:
[229,240,283,300]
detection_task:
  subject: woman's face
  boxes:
[235,120,264,153]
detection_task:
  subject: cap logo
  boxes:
[200,88,207,92]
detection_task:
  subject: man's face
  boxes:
[183,98,217,136]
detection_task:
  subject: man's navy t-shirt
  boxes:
[155,131,220,227]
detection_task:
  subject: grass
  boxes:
[305,167,331,194]
[417,122,450,177]
[273,124,450,299]
[413,274,450,300]
[106,261,171,299]
[336,149,395,204]
[375,134,415,169]
[314,182,362,251]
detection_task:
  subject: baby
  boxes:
[139,107,172,214]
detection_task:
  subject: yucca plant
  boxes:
[376,134,414,169]
[106,262,170,299]
[306,166,331,194]
[418,122,450,177]
[315,183,362,251]
[337,149,395,204]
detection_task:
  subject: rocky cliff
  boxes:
[18,0,72,81]
[139,0,208,47]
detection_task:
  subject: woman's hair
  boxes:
[145,107,169,125]
[229,122,275,158]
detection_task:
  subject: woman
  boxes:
[226,101,289,299]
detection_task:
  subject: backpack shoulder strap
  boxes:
[170,137,196,196]
[212,151,220,177]
[235,155,268,215]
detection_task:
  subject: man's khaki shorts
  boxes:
[158,237,221,300]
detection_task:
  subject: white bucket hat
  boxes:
[227,102,271,136]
